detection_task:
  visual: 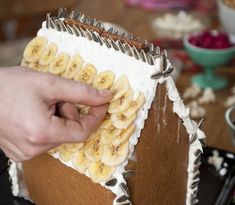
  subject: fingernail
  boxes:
[99,89,113,98]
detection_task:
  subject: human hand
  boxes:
[0,67,112,162]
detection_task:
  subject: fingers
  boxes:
[77,104,109,136]
[56,102,79,121]
[43,75,112,106]
[47,104,108,144]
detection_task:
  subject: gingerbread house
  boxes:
[9,8,206,205]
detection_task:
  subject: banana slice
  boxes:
[76,104,90,115]
[21,59,29,67]
[100,118,112,130]
[59,148,74,162]
[74,63,97,85]
[40,65,49,73]
[113,124,135,146]
[49,53,70,75]
[111,112,137,129]
[63,143,84,153]
[76,104,87,110]
[72,150,90,174]
[62,54,84,79]
[80,106,90,115]
[23,36,48,63]
[101,141,129,166]
[92,70,115,90]
[108,89,133,114]
[110,75,130,102]
[123,92,146,117]
[39,42,58,65]
[87,129,102,141]
[88,161,116,183]
[100,125,122,145]
[48,146,59,155]
[28,62,40,71]
[83,136,103,162]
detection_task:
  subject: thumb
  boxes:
[43,74,113,106]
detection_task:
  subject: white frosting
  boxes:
[9,20,205,205]
[8,161,31,201]
[166,77,205,205]
[8,162,19,196]
[38,22,158,95]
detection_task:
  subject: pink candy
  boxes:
[188,31,234,49]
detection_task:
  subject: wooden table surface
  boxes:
[0,0,77,20]
[177,68,235,153]
[0,0,234,152]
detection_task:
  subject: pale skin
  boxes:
[0,67,112,162]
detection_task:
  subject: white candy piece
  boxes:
[152,11,204,39]
[224,84,235,107]
[231,84,235,94]
[208,150,224,171]
[183,84,201,100]
[224,95,235,107]
[187,101,206,119]
[198,88,216,104]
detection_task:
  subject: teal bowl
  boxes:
[183,33,235,90]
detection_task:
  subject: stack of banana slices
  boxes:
[22,36,146,183]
